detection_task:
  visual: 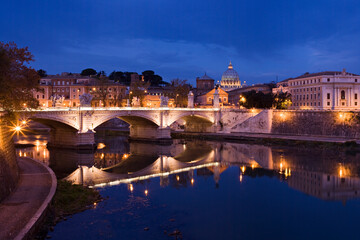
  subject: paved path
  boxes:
[0,158,56,240]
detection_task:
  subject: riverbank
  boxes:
[95,128,359,148]
[171,132,359,148]
[34,180,102,239]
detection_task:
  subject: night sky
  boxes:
[1,0,360,85]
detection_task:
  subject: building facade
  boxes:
[196,87,228,106]
[33,73,127,108]
[196,73,215,96]
[288,69,360,110]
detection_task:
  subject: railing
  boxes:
[22,106,223,112]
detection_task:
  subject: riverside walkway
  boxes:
[0,157,56,240]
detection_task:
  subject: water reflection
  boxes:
[15,135,360,203]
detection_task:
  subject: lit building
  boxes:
[287,69,360,110]
[196,73,215,95]
[196,87,228,106]
[272,79,290,94]
[33,72,127,108]
[220,61,241,91]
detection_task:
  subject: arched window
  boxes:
[341,90,345,99]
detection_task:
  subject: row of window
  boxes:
[294,93,321,101]
[293,102,321,107]
[208,97,227,102]
[290,78,321,86]
[325,92,358,100]
[290,78,358,86]
[291,87,321,93]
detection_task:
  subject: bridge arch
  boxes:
[92,112,160,130]
[29,115,79,131]
[167,111,215,126]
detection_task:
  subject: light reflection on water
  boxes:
[14,135,360,239]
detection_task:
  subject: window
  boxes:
[341,90,345,99]
[208,97,212,102]
[318,102,320,106]
[42,95,45,99]
[36,95,39,99]
[356,79,358,82]
[224,98,227,102]
[327,102,330,106]
[356,102,358,106]
[355,94,358,100]
[327,78,330,82]
[327,93,330,99]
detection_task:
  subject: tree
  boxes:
[80,68,97,76]
[97,70,106,77]
[37,69,47,77]
[0,42,40,112]
[273,92,292,109]
[92,76,111,107]
[130,77,150,106]
[142,70,167,86]
[171,78,190,107]
[239,90,274,109]
[109,71,134,86]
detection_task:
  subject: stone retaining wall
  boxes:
[271,110,360,138]
[0,119,19,202]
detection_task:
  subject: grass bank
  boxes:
[34,180,102,239]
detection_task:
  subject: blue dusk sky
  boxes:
[1,0,360,86]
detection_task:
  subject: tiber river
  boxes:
[15,134,360,240]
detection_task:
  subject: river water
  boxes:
[15,134,360,240]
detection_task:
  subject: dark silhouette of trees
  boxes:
[109,71,135,86]
[130,77,150,106]
[171,78,190,107]
[142,70,167,86]
[239,90,274,109]
[0,42,40,112]
[37,69,47,77]
[80,68,97,76]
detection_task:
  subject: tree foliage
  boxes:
[130,77,150,106]
[37,69,47,77]
[142,70,166,86]
[0,42,40,112]
[171,78,190,107]
[273,92,292,109]
[80,68,97,76]
[239,90,274,109]
[109,71,135,86]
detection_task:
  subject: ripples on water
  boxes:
[15,135,360,240]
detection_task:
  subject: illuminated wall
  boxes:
[0,120,19,202]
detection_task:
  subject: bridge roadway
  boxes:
[20,107,224,149]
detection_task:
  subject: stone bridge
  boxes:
[19,107,272,149]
